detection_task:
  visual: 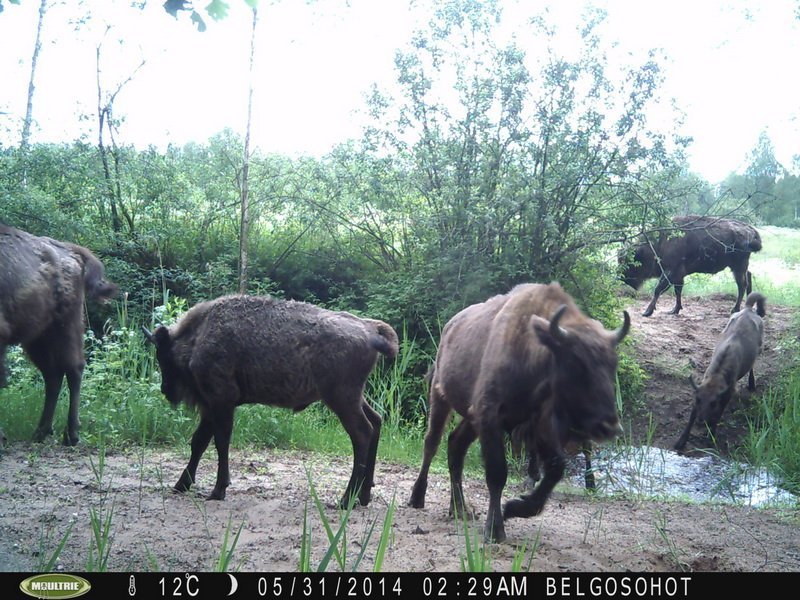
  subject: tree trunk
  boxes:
[21,0,47,150]
[239,7,258,294]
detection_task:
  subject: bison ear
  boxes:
[530,310,569,352]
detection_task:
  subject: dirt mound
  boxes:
[624,292,796,454]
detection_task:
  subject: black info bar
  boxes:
[4,572,789,600]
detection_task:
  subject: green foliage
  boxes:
[745,345,800,494]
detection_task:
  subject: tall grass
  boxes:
[744,361,800,493]
[298,471,397,572]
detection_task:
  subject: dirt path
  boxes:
[0,295,798,573]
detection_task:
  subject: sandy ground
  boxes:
[0,294,798,573]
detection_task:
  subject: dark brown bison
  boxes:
[408,283,629,542]
[0,224,118,445]
[621,215,762,317]
[142,295,398,508]
[674,292,766,450]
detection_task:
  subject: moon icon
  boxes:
[227,573,239,596]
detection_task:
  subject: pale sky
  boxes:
[0,0,798,182]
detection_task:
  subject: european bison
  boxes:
[142,295,398,508]
[0,224,118,445]
[408,283,630,542]
[674,292,766,450]
[621,215,762,317]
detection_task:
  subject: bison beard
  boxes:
[143,295,398,509]
[0,225,117,445]
[408,282,629,543]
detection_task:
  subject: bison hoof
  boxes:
[174,473,194,493]
[408,497,425,509]
[484,522,506,544]
[503,496,545,520]
[641,309,654,317]
[449,503,477,521]
[207,489,226,501]
[32,427,53,443]
[62,431,80,447]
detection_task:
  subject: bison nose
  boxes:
[592,419,623,441]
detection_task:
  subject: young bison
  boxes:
[621,215,761,317]
[408,283,629,543]
[143,295,398,508]
[674,292,766,450]
[1,225,118,445]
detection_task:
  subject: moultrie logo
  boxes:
[19,574,92,599]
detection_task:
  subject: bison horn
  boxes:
[141,325,155,345]
[549,304,569,342]
[612,311,631,346]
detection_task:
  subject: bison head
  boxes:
[690,375,727,427]
[142,325,183,406]
[619,244,653,291]
[531,306,630,443]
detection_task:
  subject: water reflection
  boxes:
[565,446,796,507]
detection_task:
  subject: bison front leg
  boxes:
[503,443,565,522]
[175,416,214,494]
[674,402,698,451]
[642,275,672,317]
[479,425,508,543]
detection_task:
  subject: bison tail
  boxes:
[748,232,763,253]
[81,252,118,301]
[745,292,766,318]
[370,322,399,360]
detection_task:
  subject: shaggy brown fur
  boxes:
[0,224,117,445]
[621,215,762,317]
[675,292,766,450]
[408,283,630,543]
[144,294,398,508]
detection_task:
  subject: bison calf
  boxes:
[409,283,629,543]
[674,292,766,450]
[143,295,398,508]
[1,225,117,445]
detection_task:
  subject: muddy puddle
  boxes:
[568,446,797,507]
